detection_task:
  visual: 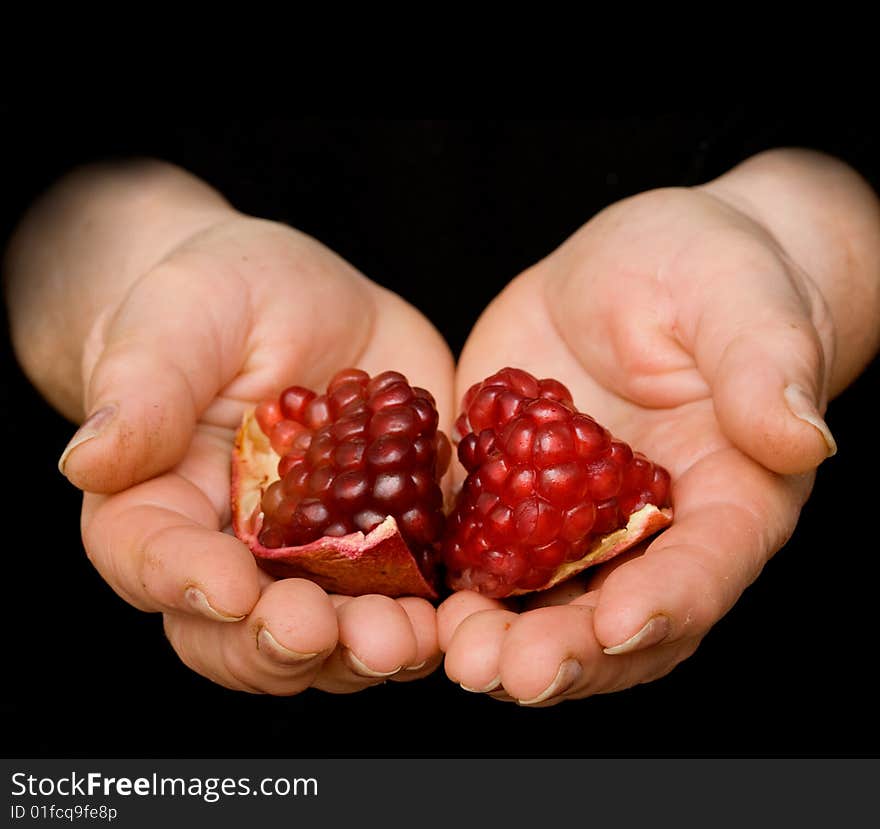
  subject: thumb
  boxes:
[709,316,836,475]
[59,264,239,493]
[688,241,837,476]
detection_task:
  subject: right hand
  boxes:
[64,215,454,693]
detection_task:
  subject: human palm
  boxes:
[439,187,835,704]
[68,216,455,693]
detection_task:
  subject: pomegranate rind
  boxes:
[445,502,673,598]
[507,503,673,597]
[231,408,439,600]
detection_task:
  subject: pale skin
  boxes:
[5,149,879,703]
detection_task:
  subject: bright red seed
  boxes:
[256,369,448,563]
[441,366,672,598]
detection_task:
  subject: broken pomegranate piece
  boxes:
[442,367,673,598]
[231,369,450,599]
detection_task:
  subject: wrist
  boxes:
[4,159,237,420]
[699,148,880,396]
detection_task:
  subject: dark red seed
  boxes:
[327,368,369,392]
[538,377,574,406]
[648,466,671,506]
[277,453,301,478]
[516,566,556,591]
[531,539,568,569]
[324,521,352,537]
[500,367,540,398]
[501,417,535,463]
[538,461,589,508]
[513,498,562,546]
[610,440,633,467]
[571,414,611,459]
[366,434,416,470]
[476,491,500,516]
[411,386,436,406]
[328,381,366,419]
[409,397,439,433]
[258,525,287,549]
[280,386,317,422]
[480,456,510,493]
[334,440,366,470]
[307,465,335,496]
[532,421,575,468]
[304,395,331,430]
[593,499,620,534]
[261,480,286,517]
[467,385,505,432]
[586,456,623,500]
[354,509,387,534]
[486,504,514,539]
[368,382,415,411]
[373,472,416,512]
[255,400,284,435]
[458,433,479,470]
[332,411,370,441]
[331,470,370,510]
[481,548,529,583]
[306,432,336,467]
[522,397,571,425]
[435,433,451,476]
[496,391,526,425]
[366,371,408,397]
[502,465,536,506]
[623,453,653,491]
[398,505,441,545]
[560,501,597,545]
[296,499,331,532]
[282,463,310,496]
[368,406,418,439]
[269,419,307,456]
[475,429,498,464]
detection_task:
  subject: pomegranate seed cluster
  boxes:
[254,369,450,559]
[442,367,671,598]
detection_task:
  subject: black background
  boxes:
[2,114,878,757]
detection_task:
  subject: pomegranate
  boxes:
[231,369,450,599]
[441,367,673,598]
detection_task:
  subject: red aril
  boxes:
[232,368,449,599]
[442,367,673,598]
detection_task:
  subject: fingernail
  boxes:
[603,614,670,655]
[517,659,582,706]
[405,659,428,672]
[460,675,501,694]
[343,648,402,678]
[58,404,117,475]
[784,384,837,457]
[184,587,246,622]
[257,628,318,664]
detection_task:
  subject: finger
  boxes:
[61,260,250,492]
[436,590,507,652]
[359,284,457,432]
[499,604,702,705]
[591,446,813,656]
[444,608,519,694]
[548,193,835,474]
[312,594,419,693]
[390,597,441,682]
[82,473,260,621]
[163,578,338,694]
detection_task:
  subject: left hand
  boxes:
[438,151,880,705]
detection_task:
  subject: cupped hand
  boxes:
[65,216,454,693]
[439,183,842,705]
